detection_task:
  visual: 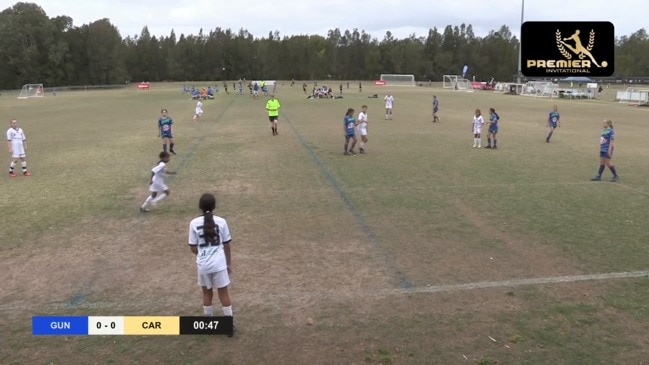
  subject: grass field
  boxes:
[1,81,648,365]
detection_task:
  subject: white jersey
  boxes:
[149,161,168,192]
[384,95,394,108]
[357,111,368,135]
[188,215,232,275]
[473,115,485,133]
[7,127,26,157]
[195,101,203,114]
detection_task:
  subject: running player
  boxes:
[486,108,499,149]
[188,193,234,327]
[193,100,203,121]
[546,105,560,142]
[357,105,369,153]
[158,109,175,154]
[591,119,619,182]
[6,119,31,176]
[140,151,176,212]
[384,93,394,120]
[343,108,358,155]
[472,109,485,148]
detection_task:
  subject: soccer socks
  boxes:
[151,193,167,205]
[21,161,27,173]
[547,131,553,141]
[487,137,492,147]
[141,196,153,209]
[162,144,167,152]
[203,305,214,316]
[597,164,605,176]
[169,143,175,153]
[493,139,497,147]
[9,161,16,172]
[222,305,233,317]
[609,165,618,176]
[360,142,365,149]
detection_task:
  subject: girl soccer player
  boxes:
[158,109,175,154]
[7,119,31,176]
[486,108,500,149]
[193,100,203,121]
[343,108,358,155]
[591,119,619,182]
[188,193,234,325]
[546,105,560,142]
[140,151,176,212]
[472,109,485,148]
[357,105,369,153]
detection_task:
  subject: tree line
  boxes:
[0,2,648,89]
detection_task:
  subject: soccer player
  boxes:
[188,193,234,324]
[265,94,281,136]
[158,109,176,154]
[546,105,560,142]
[193,100,203,121]
[591,119,619,182]
[252,82,260,99]
[343,108,358,155]
[359,82,362,93]
[432,95,439,123]
[6,119,31,176]
[472,109,485,148]
[223,81,229,94]
[357,105,369,153]
[486,108,500,149]
[140,151,176,212]
[384,93,394,119]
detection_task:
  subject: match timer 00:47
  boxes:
[179,316,234,335]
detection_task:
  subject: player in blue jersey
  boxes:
[432,95,439,123]
[486,107,500,149]
[546,105,560,143]
[343,108,358,155]
[591,119,619,182]
[158,109,175,154]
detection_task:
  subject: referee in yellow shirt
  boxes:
[265,94,281,136]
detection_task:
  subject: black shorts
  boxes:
[268,116,278,122]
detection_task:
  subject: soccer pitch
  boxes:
[1,82,648,364]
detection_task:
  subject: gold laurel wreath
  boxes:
[587,29,595,51]
[556,30,572,59]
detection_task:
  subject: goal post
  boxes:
[18,84,44,99]
[442,75,473,92]
[379,74,416,87]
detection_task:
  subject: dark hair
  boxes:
[159,151,170,159]
[346,108,354,116]
[361,105,367,108]
[199,193,217,244]
[489,108,495,113]
[161,109,168,113]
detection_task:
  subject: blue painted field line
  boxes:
[282,111,413,289]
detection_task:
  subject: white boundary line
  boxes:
[1,271,648,312]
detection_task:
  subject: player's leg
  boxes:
[344,136,351,155]
[9,156,18,176]
[19,156,30,175]
[477,132,481,148]
[360,134,368,153]
[141,191,156,211]
[546,125,555,142]
[492,131,498,149]
[473,131,478,148]
[169,137,176,154]
[592,155,606,181]
[151,188,169,205]
[349,136,357,154]
[385,108,389,119]
[162,137,168,152]
[605,154,619,181]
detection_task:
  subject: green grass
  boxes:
[1,82,648,364]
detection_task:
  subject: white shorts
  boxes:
[11,145,25,158]
[473,127,482,134]
[385,105,393,109]
[198,269,230,289]
[359,127,367,136]
[149,183,168,192]
[195,109,203,116]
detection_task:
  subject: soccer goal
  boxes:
[616,87,649,105]
[380,74,416,87]
[521,81,558,98]
[17,84,44,99]
[442,75,473,91]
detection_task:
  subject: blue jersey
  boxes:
[600,127,615,152]
[548,111,560,126]
[433,99,439,111]
[490,112,499,126]
[158,117,173,137]
[344,115,356,135]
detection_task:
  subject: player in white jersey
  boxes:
[472,109,485,148]
[357,105,369,153]
[188,193,234,324]
[193,100,204,121]
[7,119,31,177]
[384,93,394,119]
[140,151,176,212]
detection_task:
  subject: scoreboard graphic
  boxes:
[32,316,234,336]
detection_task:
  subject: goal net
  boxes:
[442,75,472,91]
[380,74,416,87]
[18,84,44,99]
[521,81,557,98]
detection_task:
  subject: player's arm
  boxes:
[7,140,12,153]
[608,136,614,157]
[149,171,154,184]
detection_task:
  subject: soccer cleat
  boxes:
[591,175,602,181]
[610,175,619,182]
[485,145,492,149]
[546,138,550,143]
[343,152,351,155]
[23,171,31,176]
[140,207,151,212]
[9,171,16,177]
[359,148,366,154]
[169,150,176,155]
[349,149,355,155]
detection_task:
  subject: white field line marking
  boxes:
[1,270,648,312]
